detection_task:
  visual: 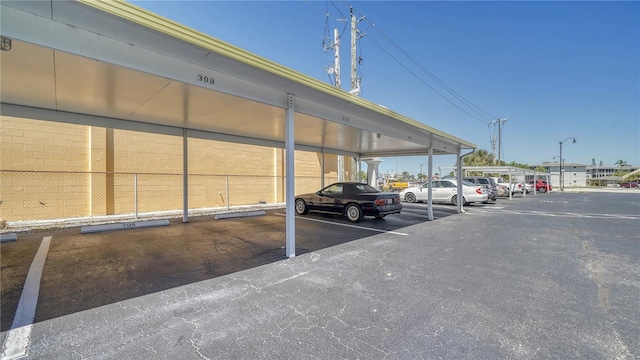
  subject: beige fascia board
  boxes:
[77,0,476,151]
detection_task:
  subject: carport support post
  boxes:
[134,173,138,219]
[427,147,434,221]
[456,147,463,213]
[508,168,513,200]
[362,158,383,189]
[285,94,296,258]
[321,150,325,188]
[183,129,189,223]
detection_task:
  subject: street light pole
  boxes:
[559,137,576,191]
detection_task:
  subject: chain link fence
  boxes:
[0,171,339,231]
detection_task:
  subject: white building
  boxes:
[586,165,639,179]
[532,162,587,188]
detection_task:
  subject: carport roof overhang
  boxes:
[0,0,475,158]
[459,166,550,177]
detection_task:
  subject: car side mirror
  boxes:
[316,191,321,195]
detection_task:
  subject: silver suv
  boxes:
[463,176,497,203]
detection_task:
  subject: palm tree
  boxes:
[462,149,495,167]
[614,160,628,167]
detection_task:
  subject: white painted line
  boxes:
[215,210,266,220]
[0,233,17,243]
[1,236,52,360]
[81,219,170,234]
[274,213,409,236]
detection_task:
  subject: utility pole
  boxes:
[350,6,357,94]
[349,6,364,96]
[324,23,344,180]
[489,118,508,164]
[333,28,340,89]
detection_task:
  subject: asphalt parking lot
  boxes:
[0,201,461,332]
[1,190,639,359]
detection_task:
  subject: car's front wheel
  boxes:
[405,192,417,203]
[295,199,309,215]
[345,204,364,223]
[538,187,546,193]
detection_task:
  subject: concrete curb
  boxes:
[215,210,266,220]
[0,233,18,242]
[81,220,170,234]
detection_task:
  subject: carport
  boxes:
[456,166,552,199]
[0,0,475,257]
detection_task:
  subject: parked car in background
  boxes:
[383,179,409,192]
[463,176,497,203]
[523,182,533,194]
[527,179,552,193]
[496,185,510,197]
[620,181,638,188]
[295,182,402,223]
[491,177,524,195]
[399,179,488,206]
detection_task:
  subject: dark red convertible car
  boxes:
[295,182,402,223]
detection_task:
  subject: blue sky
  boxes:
[132,1,639,176]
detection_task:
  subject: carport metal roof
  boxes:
[0,0,475,157]
[1,0,476,258]
[458,166,550,178]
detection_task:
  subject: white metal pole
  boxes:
[182,129,188,223]
[334,28,340,89]
[457,147,463,213]
[509,168,513,200]
[321,150,325,189]
[427,148,434,221]
[350,6,357,92]
[285,94,296,258]
[134,173,138,219]
[225,175,230,211]
[560,141,563,191]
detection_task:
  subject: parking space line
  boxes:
[1,236,52,360]
[274,213,409,236]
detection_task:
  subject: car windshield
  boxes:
[461,180,476,187]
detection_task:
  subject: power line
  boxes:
[347,4,499,123]
[364,34,488,124]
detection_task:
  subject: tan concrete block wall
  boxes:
[1,117,89,172]
[1,117,336,222]
[1,117,91,221]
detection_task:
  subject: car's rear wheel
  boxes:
[345,204,364,223]
[405,192,417,203]
[295,199,309,215]
[538,187,546,193]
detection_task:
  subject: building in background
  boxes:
[531,162,587,188]
[585,164,639,186]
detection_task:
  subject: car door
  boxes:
[415,182,431,202]
[438,180,457,202]
[431,180,447,202]
[315,183,344,213]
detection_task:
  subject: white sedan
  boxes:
[399,179,488,206]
